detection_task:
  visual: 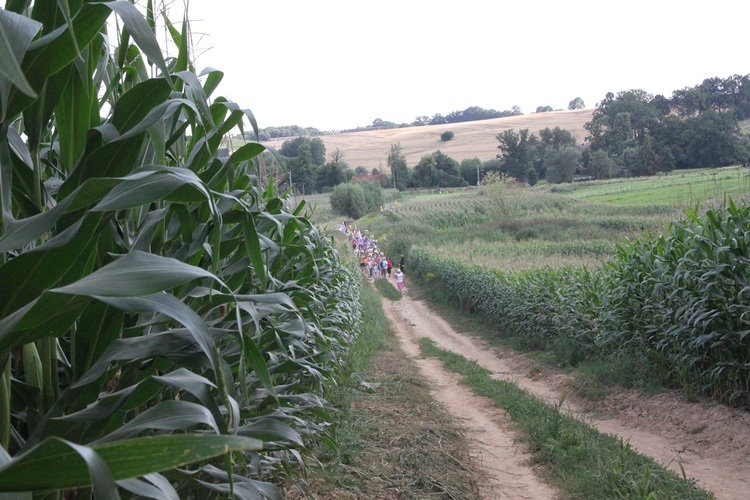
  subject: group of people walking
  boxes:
[338,221,405,293]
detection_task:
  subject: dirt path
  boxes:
[382,287,750,499]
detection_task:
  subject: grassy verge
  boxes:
[285,281,482,498]
[374,276,402,300]
[419,338,713,499]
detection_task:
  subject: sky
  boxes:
[17,0,750,131]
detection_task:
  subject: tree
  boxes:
[496,128,537,180]
[330,148,346,163]
[330,181,384,219]
[480,171,525,218]
[354,165,368,175]
[535,105,553,113]
[280,136,326,166]
[587,150,614,179]
[460,157,483,185]
[360,180,385,211]
[413,151,465,187]
[330,183,368,219]
[287,142,319,193]
[388,143,411,190]
[568,97,585,110]
[544,147,581,183]
[683,110,750,167]
[526,167,539,186]
[316,161,347,191]
[441,130,455,141]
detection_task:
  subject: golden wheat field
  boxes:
[261,108,594,170]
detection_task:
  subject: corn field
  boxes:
[0,2,359,497]
[410,199,750,406]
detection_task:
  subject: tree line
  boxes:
[278,72,750,203]
[249,105,524,140]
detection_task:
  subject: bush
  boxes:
[330,181,384,219]
[441,131,455,142]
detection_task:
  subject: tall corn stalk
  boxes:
[0,1,359,497]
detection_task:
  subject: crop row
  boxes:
[410,199,750,406]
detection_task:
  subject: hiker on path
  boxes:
[395,268,405,293]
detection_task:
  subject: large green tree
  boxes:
[544,147,581,183]
[287,142,318,193]
[460,157,483,185]
[388,142,411,190]
[586,150,614,179]
[280,136,326,166]
[496,128,537,180]
[413,151,465,187]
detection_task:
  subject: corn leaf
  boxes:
[0,435,263,491]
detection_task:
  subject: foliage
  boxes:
[329,181,383,219]
[586,149,614,179]
[495,128,538,180]
[253,125,323,141]
[440,130,454,142]
[330,183,368,219]
[0,2,360,497]
[413,151,466,188]
[568,97,585,110]
[545,147,581,183]
[279,136,326,166]
[408,198,750,407]
[584,86,750,174]
[479,172,525,218]
[460,157,482,185]
[387,143,411,191]
[316,160,348,192]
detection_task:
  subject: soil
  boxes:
[382,279,750,500]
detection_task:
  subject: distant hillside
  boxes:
[261,109,594,170]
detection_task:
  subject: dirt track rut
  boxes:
[382,288,750,499]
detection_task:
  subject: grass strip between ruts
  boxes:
[418,337,715,500]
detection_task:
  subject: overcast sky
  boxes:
[18,0,750,131]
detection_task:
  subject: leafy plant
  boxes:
[0,1,358,497]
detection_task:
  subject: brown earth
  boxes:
[383,279,750,500]
[263,109,593,171]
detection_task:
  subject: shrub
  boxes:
[441,131,455,142]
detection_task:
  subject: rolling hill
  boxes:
[261,108,594,170]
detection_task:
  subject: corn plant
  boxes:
[409,197,750,406]
[0,1,359,497]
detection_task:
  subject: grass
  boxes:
[554,166,750,205]
[374,276,402,300]
[419,338,714,499]
[287,281,482,499]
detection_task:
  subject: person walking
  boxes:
[386,257,393,278]
[395,268,405,293]
[399,254,405,273]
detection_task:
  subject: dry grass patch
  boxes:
[264,109,593,170]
